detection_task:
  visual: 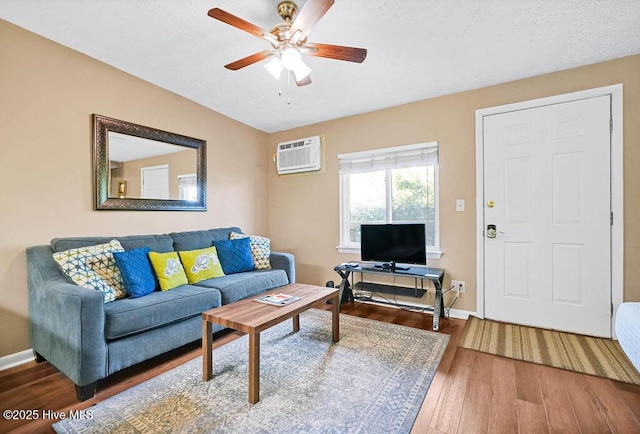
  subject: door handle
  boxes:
[487,225,507,239]
[487,224,497,238]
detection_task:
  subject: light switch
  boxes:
[456,199,465,212]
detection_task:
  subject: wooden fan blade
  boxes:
[289,0,335,43]
[224,50,274,70]
[208,8,277,45]
[295,74,312,87]
[306,43,367,63]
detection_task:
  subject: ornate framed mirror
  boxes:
[93,114,206,211]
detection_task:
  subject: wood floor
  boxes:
[1,302,639,433]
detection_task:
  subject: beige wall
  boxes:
[0,20,269,356]
[267,54,640,313]
[2,18,639,359]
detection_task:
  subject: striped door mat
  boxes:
[459,316,640,385]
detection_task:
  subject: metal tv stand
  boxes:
[333,263,446,331]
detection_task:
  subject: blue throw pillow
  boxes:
[213,238,254,274]
[113,247,157,298]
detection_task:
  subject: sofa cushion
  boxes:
[230,232,271,270]
[170,227,241,252]
[113,247,157,298]
[178,246,225,284]
[195,269,288,304]
[52,239,127,303]
[149,252,188,291]
[103,285,222,340]
[51,234,175,254]
[213,238,254,274]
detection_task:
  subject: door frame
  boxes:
[475,84,623,335]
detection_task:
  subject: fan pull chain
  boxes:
[287,71,292,105]
[277,71,294,105]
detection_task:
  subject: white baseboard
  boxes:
[0,349,35,371]
[447,308,475,320]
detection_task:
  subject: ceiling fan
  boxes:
[208,0,367,86]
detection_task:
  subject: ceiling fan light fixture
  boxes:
[280,45,302,70]
[264,57,284,79]
[210,0,367,88]
[292,60,312,81]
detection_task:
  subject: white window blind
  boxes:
[178,174,197,201]
[338,142,438,175]
[178,175,196,189]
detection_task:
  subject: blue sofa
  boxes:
[26,227,294,401]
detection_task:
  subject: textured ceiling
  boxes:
[1,0,639,133]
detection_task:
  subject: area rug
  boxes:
[54,310,449,433]
[459,316,640,385]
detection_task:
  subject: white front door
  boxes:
[482,95,612,337]
[141,164,170,200]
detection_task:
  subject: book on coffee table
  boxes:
[255,293,302,306]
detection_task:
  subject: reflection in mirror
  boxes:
[94,115,206,211]
[107,132,198,201]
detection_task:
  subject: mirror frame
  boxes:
[93,114,207,211]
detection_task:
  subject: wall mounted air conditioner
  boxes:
[276,136,322,174]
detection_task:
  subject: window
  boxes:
[338,142,440,258]
[177,174,197,201]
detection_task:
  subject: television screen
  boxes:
[360,223,427,266]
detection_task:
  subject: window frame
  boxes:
[177,173,198,201]
[337,141,442,259]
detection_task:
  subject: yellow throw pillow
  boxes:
[148,252,188,291]
[178,246,225,284]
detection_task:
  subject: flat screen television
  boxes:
[360,223,427,271]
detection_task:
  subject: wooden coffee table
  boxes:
[202,283,339,404]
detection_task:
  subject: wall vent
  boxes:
[276,136,321,174]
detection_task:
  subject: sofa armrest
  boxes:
[615,302,640,372]
[270,252,295,284]
[27,246,107,387]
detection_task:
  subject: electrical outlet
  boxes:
[451,280,466,294]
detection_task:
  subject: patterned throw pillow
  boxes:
[148,251,188,291]
[53,239,126,303]
[229,232,271,270]
[113,247,157,298]
[178,246,225,284]
[213,238,255,274]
